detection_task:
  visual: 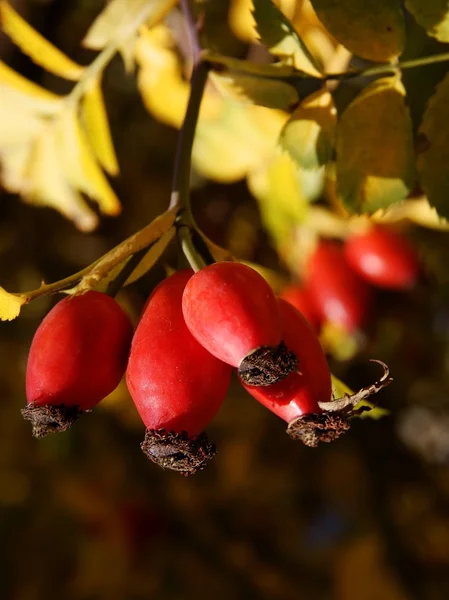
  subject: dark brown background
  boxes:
[1,1,449,598]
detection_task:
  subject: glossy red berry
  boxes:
[305,241,373,332]
[344,225,419,290]
[280,284,321,331]
[182,262,297,386]
[126,269,232,475]
[241,299,336,445]
[23,291,133,437]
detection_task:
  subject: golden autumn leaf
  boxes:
[0,1,84,80]
[405,0,449,43]
[0,61,62,108]
[280,87,337,169]
[417,72,449,221]
[310,0,405,62]
[336,77,416,214]
[25,125,99,231]
[82,76,119,176]
[252,0,323,76]
[0,287,27,321]
[56,108,120,216]
[82,0,177,74]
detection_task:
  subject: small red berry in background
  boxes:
[23,291,134,438]
[344,225,420,290]
[305,241,373,333]
[126,269,232,475]
[182,262,297,386]
[280,284,321,332]
[241,298,339,446]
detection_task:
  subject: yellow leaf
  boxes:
[336,77,416,213]
[279,87,337,169]
[26,127,99,231]
[405,0,449,43]
[193,103,286,183]
[124,227,175,285]
[211,70,298,110]
[73,206,178,292]
[247,151,308,244]
[310,0,405,62]
[83,0,177,50]
[0,143,32,192]
[0,1,84,80]
[0,86,46,145]
[56,108,120,216]
[0,287,26,321]
[135,26,189,128]
[417,72,449,221]
[82,77,119,176]
[0,61,62,107]
[253,0,323,76]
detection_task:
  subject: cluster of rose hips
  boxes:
[22,231,398,475]
[281,225,420,335]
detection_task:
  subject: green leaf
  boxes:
[405,0,449,42]
[336,77,416,214]
[417,72,449,220]
[210,71,298,110]
[310,0,406,62]
[252,0,322,76]
[279,88,337,170]
[331,375,390,420]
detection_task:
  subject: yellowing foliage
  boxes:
[0,287,27,321]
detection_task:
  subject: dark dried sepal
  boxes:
[287,360,392,447]
[21,402,84,438]
[141,428,217,476]
[287,412,351,447]
[238,340,298,386]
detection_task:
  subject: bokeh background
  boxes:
[2,1,449,599]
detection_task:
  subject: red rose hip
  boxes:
[305,241,372,332]
[241,299,392,446]
[182,262,297,386]
[241,299,338,446]
[126,270,232,475]
[23,291,133,437]
[344,225,419,290]
[280,284,321,331]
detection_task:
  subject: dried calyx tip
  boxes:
[287,413,351,447]
[238,341,298,386]
[318,359,392,413]
[141,428,217,476]
[287,360,392,447]
[21,402,84,438]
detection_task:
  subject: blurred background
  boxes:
[2,1,449,599]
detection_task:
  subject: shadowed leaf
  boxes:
[310,0,405,62]
[336,77,416,214]
[417,72,449,220]
[280,87,337,169]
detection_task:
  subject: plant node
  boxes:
[238,341,298,386]
[141,428,217,476]
[21,402,84,438]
